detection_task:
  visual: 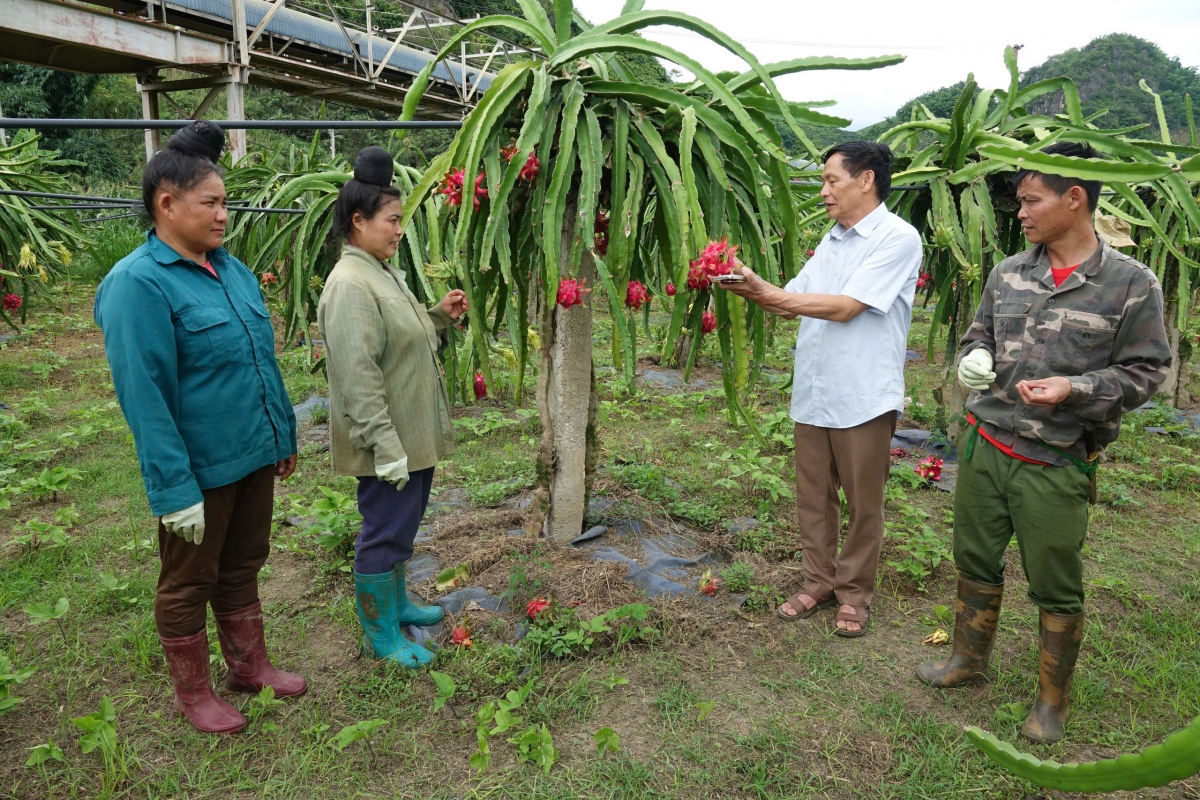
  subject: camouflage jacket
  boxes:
[960,240,1171,466]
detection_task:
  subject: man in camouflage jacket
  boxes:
[917,142,1171,744]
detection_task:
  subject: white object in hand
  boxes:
[958,349,996,391]
[161,501,206,545]
[376,456,409,489]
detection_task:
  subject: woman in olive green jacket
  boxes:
[317,147,467,668]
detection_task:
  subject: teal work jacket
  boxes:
[94,232,297,516]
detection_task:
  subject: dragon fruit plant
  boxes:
[393,0,901,541]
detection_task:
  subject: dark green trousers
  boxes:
[953,434,1091,615]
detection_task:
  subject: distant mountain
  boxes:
[796,34,1200,152]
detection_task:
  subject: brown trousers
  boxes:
[155,464,275,638]
[793,411,896,608]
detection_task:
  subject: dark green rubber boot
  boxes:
[354,571,434,668]
[393,562,445,627]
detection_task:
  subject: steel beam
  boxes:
[0,0,230,72]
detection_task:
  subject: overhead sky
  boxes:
[573,0,1200,130]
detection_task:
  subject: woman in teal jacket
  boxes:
[94,122,303,735]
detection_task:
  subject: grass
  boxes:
[0,280,1198,799]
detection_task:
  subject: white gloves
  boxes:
[958,348,996,391]
[162,501,206,545]
[376,456,409,490]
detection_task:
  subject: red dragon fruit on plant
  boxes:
[593,211,610,256]
[625,280,648,310]
[805,249,816,258]
[518,152,540,181]
[473,372,487,400]
[261,272,277,286]
[916,456,943,482]
[500,143,518,162]
[701,310,717,335]
[665,282,676,297]
[917,272,932,291]
[471,172,488,210]
[556,277,591,309]
[3,293,21,312]
[439,169,465,206]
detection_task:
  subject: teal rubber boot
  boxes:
[354,571,434,668]
[394,562,445,627]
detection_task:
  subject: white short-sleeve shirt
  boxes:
[785,201,923,429]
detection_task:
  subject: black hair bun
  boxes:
[354,146,394,187]
[167,120,225,162]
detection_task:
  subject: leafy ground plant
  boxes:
[331,719,389,764]
[24,597,69,639]
[0,653,36,716]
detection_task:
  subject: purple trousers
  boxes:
[354,467,434,575]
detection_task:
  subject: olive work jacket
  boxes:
[959,241,1171,466]
[317,245,455,477]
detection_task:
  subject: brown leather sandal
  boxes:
[777,591,835,621]
[834,605,869,638]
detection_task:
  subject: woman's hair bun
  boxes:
[353,146,394,187]
[167,120,225,162]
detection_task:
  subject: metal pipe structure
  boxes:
[1,190,304,214]
[0,118,463,130]
[28,204,305,213]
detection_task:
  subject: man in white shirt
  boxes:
[719,141,922,637]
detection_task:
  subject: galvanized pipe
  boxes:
[0,119,463,130]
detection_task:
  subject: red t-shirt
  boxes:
[967,413,1050,466]
[1051,263,1078,287]
[198,261,216,278]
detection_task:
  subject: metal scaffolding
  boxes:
[0,0,534,162]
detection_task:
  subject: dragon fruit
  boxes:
[917,272,932,291]
[439,169,488,209]
[3,293,22,312]
[625,280,648,310]
[474,372,487,400]
[687,238,743,289]
[916,456,943,482]
[526,597,550,619]
[518,152,540,181]
[556,277,591,309]
[701,310,717,335]
[686,261,712,290]
[439,169,465,206]
[665,283,676,297]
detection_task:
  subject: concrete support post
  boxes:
[228,0,249,163]
[138,74,161,161]
[527,201,598,543]
[226,69,247,163]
